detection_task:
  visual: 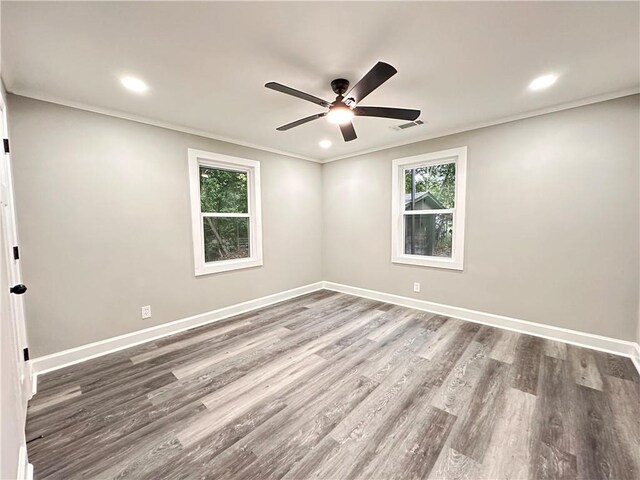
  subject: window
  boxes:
[391,147,467,270]
[188,149,262,275]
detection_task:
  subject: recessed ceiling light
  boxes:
[120,76,148,93]
[529,74,558,91]
[319,140,332,149]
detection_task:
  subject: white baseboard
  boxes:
[323,281,640,364]
[31,282,324,376]
[631,344,640,374]
[30,280,640,378]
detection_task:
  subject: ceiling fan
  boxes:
[265,61,420,142]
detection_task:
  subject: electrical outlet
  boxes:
[141,305,152,319]
[413,282,420,293]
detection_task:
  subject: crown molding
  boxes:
[6,87,321,164]
[8,86,638,166]
[320,87,640,163]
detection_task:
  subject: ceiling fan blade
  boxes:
[354,106,420,121]
[339,122,357,142]
[276,112,327,131]
[265,82,331,108]
[346,62,397,104]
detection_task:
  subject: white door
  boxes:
[0,95,32,408]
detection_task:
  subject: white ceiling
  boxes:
[2,1,639,162]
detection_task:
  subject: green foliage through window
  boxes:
[203,217,250,262]
[200,166,248,213]
[200,166,250,263]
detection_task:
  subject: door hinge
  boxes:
[23,348,30,361]
[13,246,19,260]
[3,139,9,154]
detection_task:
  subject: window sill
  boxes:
[392,254,463,271]
[195,257,263,276]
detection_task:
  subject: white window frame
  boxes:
[188,149,263,276]
[391,146,467,270]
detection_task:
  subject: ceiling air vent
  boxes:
[391,119,424,131]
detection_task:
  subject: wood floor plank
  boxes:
[171,326,289,379]
[593,351,640,383]
[177,338,382,479]
[574,384,639,480]
[365,306,417,341]
[26,372,177,440]
[178,354,326,448]
[355,406,457,480]
[234,375,379,479]
[34,293,320,391]
[140,399,289,480]
[308,322,479,479]
[147,308,382,407]
[429,447,481,480]
[41,401,206,479]
[302,356,434,479]
[473,325,500,351]
[26,385,82,415]
[543,338,568,360]
[416,316,464,360]
[479,387,537,480]
[568,345,604,391]
[360,314,444,383]
[339,339,471,478]
[487,329,519,364]
[603,376,640,476]
[314,307,399,359]
[511,334,543,395]
[534,356,578,456]
[130,319,253,364]
[431,339,491,416]
[26,291,640,480]
[449,358,510,463]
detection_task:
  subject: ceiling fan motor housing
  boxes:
[330,78,350,96]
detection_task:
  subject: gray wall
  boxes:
[323,95,640,341]
[8,95,323,357]
[8,94,640,356]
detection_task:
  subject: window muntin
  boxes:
[392,148,467,270]
[189,149,262,275]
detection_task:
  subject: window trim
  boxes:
[188,148,263,276]
[391,146,467,270]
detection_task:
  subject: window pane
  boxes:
[404,213,453,257]
[404,162,455,210]
[200,166,248,213]
[203,217,250,262]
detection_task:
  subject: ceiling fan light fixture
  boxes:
[326,105,354,125]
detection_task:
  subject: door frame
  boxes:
[0,93,33,405]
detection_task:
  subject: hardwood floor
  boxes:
[26,291,640,479]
